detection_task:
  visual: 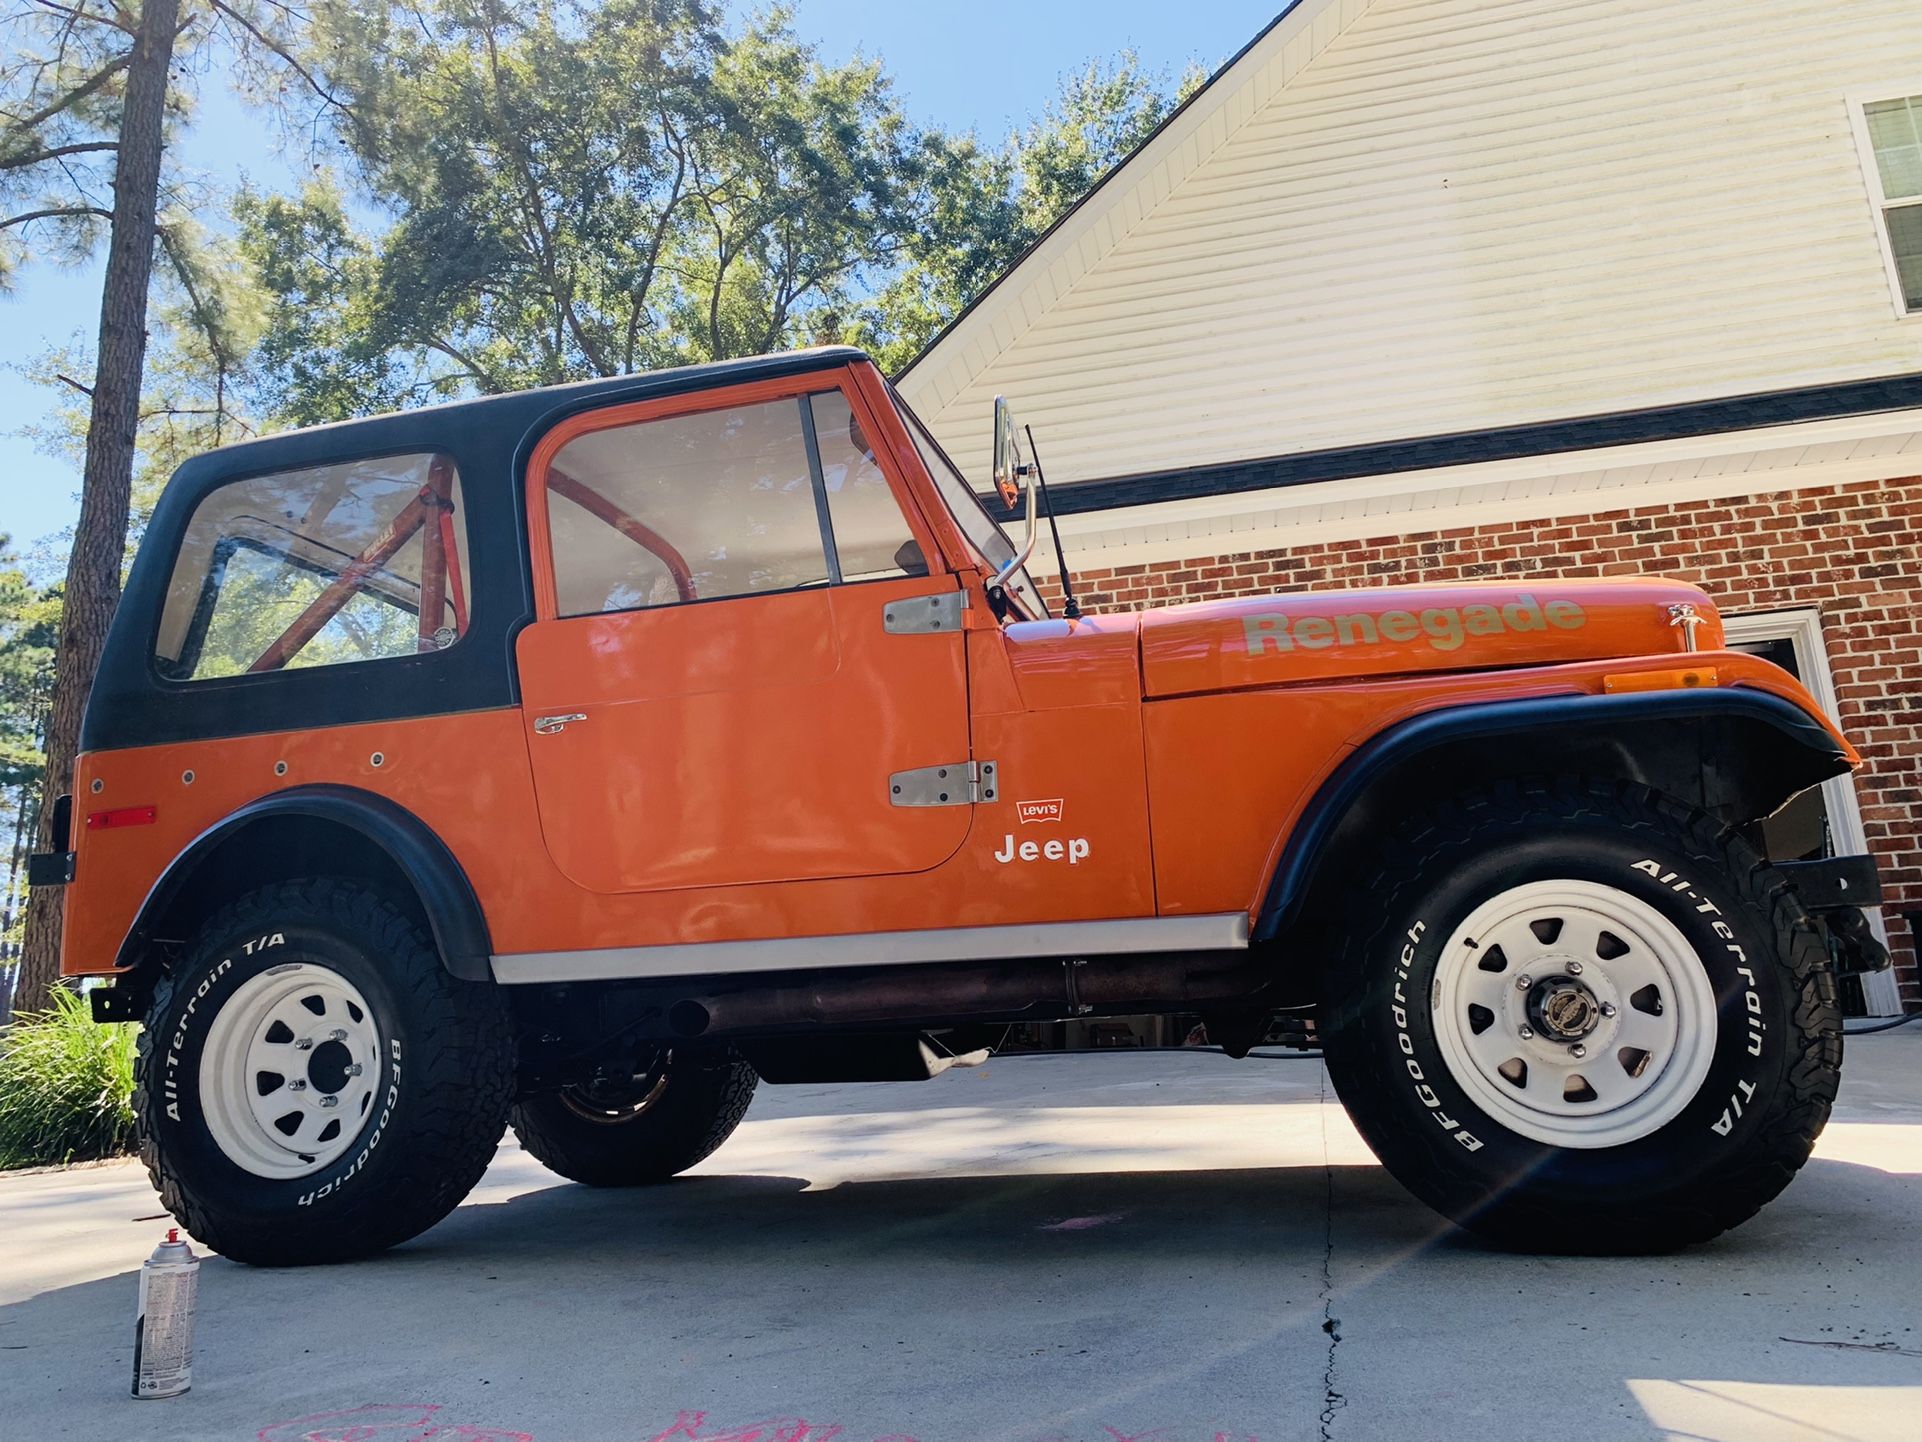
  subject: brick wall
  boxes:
[1046,475,1922,1010]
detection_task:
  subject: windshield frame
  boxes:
[888,386,1048,621]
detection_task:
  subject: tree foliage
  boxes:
[241,0,923,416]
[0,0,132,286]
[0,546,57,791]
[241,9,1197,417]
[0,547,57,1007]
[856,52,1203,372]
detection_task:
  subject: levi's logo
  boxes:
[1017,798,1064,825]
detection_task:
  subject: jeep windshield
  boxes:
[891,388,1048,620]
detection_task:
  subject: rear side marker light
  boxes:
[1602,668,1719,694]
[86,805,157,831]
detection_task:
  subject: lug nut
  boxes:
[1571,1043,1588,1059]
[1601,1002,1618,1018]
[287,1079,307,1092]
[1516,975,1533,991]
[318,1094,340,1109]
[328,1028,348,1042]
[1568,961,1584,975]
[343,1062,363,1078]
[1518,1025,1535,1040]
[294,1036,314,1051]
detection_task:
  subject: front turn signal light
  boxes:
[1603,667,1720,694]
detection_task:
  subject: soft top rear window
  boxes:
[155,452,469,682]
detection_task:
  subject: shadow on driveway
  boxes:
[4,1155,1919,1442]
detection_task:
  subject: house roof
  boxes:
[895,0,1318,383]
[898,0,1362,416]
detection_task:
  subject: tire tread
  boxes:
[133,878,514,1266]
[1320,775,1840,1252]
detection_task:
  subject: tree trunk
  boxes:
[12,0,180,1019]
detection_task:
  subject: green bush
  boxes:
[0,988,138,1168]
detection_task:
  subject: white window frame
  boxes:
[1723,607,1902,1015]
[1847,86,1922,322]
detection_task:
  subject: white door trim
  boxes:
[1723,607,1902,1015]
[492,912,1252,985]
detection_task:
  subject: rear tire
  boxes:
[510,1050,757,1186]
[1318,777,1840,1253]
[134,879,515,1267]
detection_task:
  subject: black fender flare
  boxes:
[1255,686,1852,942]
[117,784,494,980]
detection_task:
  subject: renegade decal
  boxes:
[1241,594,1587,657]
[994,834,1090,865]
[1016,798,1064,824]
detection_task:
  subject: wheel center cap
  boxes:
[306,1038,353,1095]
[1530,978,1602,1040]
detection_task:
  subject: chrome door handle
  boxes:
[533,713,587,735]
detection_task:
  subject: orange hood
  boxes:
[1137,578,1721,698]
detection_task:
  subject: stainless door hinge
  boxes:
[889,760,998,807]
[884,591,967,635]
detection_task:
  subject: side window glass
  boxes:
[155,453,467,681]
[808,391,925,580]
[547,397,831,617]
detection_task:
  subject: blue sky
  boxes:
[0,1,1283,555]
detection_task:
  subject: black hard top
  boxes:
[168,346,870,500]
[82,347,873,753]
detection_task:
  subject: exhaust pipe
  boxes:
[662,952,1270,1039]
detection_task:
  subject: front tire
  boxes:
[134,879,515,1267]
[510,1050,757,1186]
[1319,778,1841,1253]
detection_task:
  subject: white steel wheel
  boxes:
[1431,879,1719,1149]
[198,962,384,1178]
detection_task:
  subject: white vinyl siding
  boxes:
[1857,92,1922,314]
[903,0,1922,488]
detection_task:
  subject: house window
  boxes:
[1856,93,1922,314]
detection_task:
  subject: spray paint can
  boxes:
[131,1228,198,1399]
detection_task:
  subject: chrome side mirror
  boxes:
[991,395,1039,588]
[992,396,1024,506]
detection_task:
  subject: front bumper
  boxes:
[1778,855,1891,977]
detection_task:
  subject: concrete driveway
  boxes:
[3,1033,1918,1442]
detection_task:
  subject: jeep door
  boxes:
[516,369,973,893]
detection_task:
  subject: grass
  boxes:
[0,987,138,1169]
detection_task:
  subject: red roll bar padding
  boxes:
[248,493,432,673]
[439,507,467,633]
[416,459,454,653]
[546,468,697,604]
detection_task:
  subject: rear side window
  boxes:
[154,453,469,681]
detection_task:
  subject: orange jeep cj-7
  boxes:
[35,347,1889,1265]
